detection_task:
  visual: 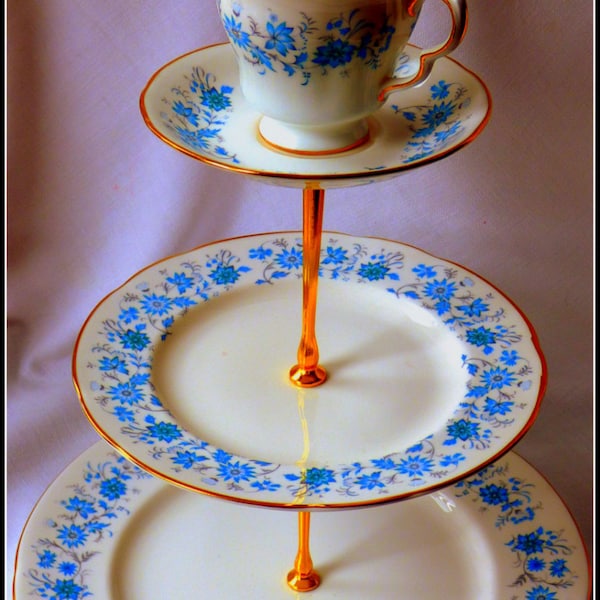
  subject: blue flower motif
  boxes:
[302,467,336,489]
[210,264,241,285]
[312,39,356,68]
[396,455,434,477]
[483,397,514,416]
[265,21,296,56]
[118,326,150,351]
[249,246,273,260]
[172,100,199,126]
[201,86,233,111]
[146,421,183,443]
[439,453,465,467]
[213,448,233,464]
[251,478,282,492]
[371,457,396,470]
[457,298,489,317]
[173,296,197,310]
[423,279,457,301]
[275,247,303,270]
[525,585,557,600]
[118,306,139,324]
[37,549,56,568]
[500,349,520,366]
[217,460,256,483]
[108,381,144,406]
[52,578,84,600]
[167,272,194,293]
[412,263,436,278]
[57,524,88,549]
[446,418,480,442]
[63,496,97,519]
[465,361,479,376]
[171,451,206,469]
[510,529,546,555]
[482,366,517,390]
[99,477,127,501]
[322,246,348,265]
[549,558,569,577]
[358,261,389,281]
[465,326,496,353]
[140,293,173,317]
[355,472,385,489]
[526,557,546,572]
[430,80,451,99]
[421,100,455,129]
[222,14,252,50]
[112,406,135,423]
[478,484,509,506]
[57,562,78,576]
[98,356,128,374]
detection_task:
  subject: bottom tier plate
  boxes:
[13,440,590,599]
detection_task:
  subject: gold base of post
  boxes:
[286,512,321,592]
[286,569,321,592]
[289,364,328,388]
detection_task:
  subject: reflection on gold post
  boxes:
[287,188,325,591]
[286,511,321,592]
[289,187,328,388]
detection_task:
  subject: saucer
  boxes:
[140,43,491,189]
[73,232,545,509]
[13,440,591,599]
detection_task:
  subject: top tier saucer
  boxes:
[140,43,491,189]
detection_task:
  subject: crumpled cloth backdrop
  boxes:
[7,0,593,594]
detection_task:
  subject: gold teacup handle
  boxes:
[379,0,468,103]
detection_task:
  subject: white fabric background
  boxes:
[7,0,594,594]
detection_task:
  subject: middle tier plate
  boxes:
[74,232,545,509]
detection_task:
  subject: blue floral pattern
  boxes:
[17,446,587,599]
[219,3,400,84]
[160,65,471,168]
[454,461,581,597]
[141,43,491,186]
[23,452,153,599]
[158,65,239,162]
[74,233,544,507]
[392,78,471,162]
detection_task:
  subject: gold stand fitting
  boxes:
[286,512,321,592]
[289,188,328,388]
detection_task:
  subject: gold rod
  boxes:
[286,511,321,592]
[289,187,327,388]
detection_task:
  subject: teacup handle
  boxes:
[378,0,468,103]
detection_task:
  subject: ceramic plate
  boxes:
[13,440,590,599]
[140,43,491,188]
[73,232,545,509]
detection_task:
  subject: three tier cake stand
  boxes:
[13,14,591,600]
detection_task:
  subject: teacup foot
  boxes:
[258,116,371,156]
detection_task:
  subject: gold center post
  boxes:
[286,511,321,592]
[289,187,328,388]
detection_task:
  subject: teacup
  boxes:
[217,0,468,155]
